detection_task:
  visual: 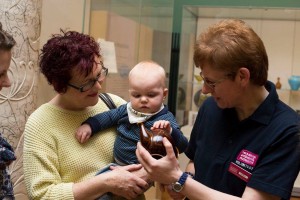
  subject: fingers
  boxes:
[152,120,170,129]
[134,185,148,195]
[136,140,174,172]
[125,184,146,199]
[77,132,90,144]
[108,167,149,199]
[82,133,91,143]
[75,124,92,143]
[114,164,142,172]
[118,185,141,200]
[79,134,85,143]
[137,140,180,184]
[80,135,86,143]
[129,173,149,196]
[136,142,154,174]
[162,137,176,159]
[151,120,172,134]
[124,187,140,199]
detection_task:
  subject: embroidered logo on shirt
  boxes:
[228,149,259,182]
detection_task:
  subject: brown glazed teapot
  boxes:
[139,123,178,159]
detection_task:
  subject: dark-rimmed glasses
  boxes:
[68,64,108,92]
[200,72,229,90]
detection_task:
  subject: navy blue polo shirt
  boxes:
[185,81,300,200]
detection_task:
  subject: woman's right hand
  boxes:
[108,164,149,199]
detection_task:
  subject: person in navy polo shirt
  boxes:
[136,19,300,200]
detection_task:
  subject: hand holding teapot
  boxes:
[139,120,178,159]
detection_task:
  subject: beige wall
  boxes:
[90,10,108,39]
[89,11,154,101]
[37,0,88,106]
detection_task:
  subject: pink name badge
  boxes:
[237,150,258,167]
[228,162,252,182]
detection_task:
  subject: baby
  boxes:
[75,60,188,199]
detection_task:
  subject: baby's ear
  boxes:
[163,88,168,98]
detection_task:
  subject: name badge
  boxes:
[228,162,252,182]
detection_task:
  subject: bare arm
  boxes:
[166,160,196,200]
[181,178,280,200]
[185,160,195,175]
[73,164,149,200]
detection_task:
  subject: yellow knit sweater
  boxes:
[23,94,125,200]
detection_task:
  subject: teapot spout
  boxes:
[139,123,152,151]
[139,123,151,138]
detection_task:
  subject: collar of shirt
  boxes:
[127,102,164,124]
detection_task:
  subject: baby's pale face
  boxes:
[129,76,166,114]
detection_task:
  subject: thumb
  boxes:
[162,137,175,158]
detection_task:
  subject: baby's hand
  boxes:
[151,120,172,134]
[75,124,92,143]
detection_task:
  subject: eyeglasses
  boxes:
[199,72,229,90]
[68,64,108,92]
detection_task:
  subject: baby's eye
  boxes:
[132,94,141,98]
[147,93,157,98]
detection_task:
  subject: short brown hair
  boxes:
[193,19,268,86]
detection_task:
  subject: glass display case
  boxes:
[86,2,300,197]
[86,0,300,125]
[86,3,175,197]
[87,0,174,102]
[177,5,300,128]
